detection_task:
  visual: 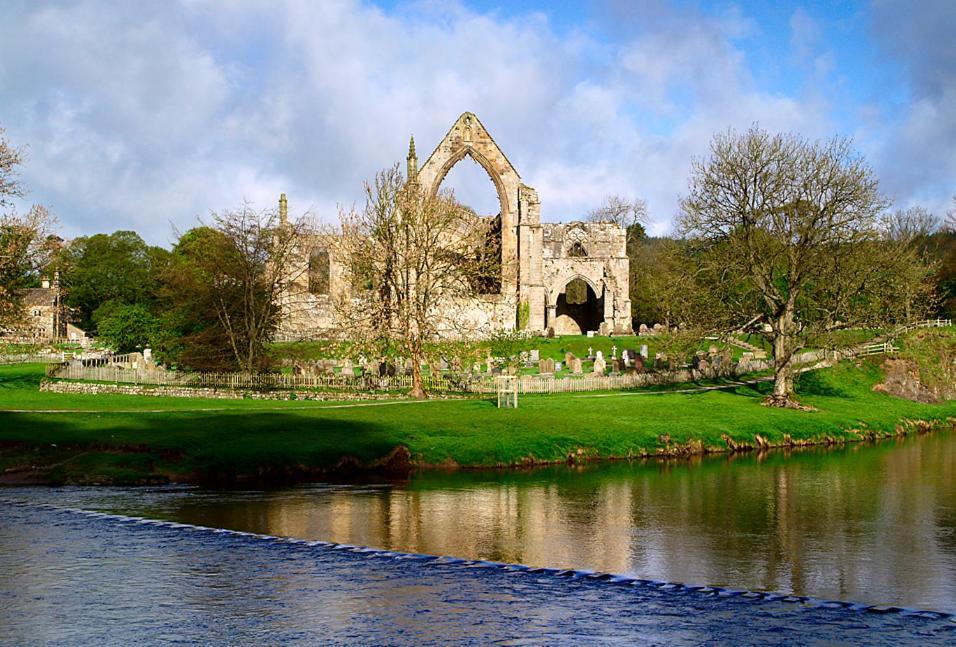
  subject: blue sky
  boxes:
[1,0,953,244]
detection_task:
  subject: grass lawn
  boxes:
[1,352,954,485]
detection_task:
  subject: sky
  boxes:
[1,0,954,246]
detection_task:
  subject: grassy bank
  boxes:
[1,352,954,485]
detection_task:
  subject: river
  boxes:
[1,432,954,643]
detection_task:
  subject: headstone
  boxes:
[595,350,604,362]
[611,345,617,360]
[571,357,583,374]
[587,330,595,338]
[593,357,607,375]
[653,323,664,334]
[599,322,610,336]
[632,354,645,372]
[640,344,648,359]
[340,359,354,375]
[709,346,718,356]
[564,351,576,366]
[588,346,594,358]
[538,358,555,374]
[611,359,622,373]
[639,323,649,335]
[754,350,767,360]
[529,349,540,362]
[554,361,562,372]
[438,358,450,371]
[143,348,152,363]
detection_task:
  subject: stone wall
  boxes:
[275,112,632,340]
[39,380,440,401]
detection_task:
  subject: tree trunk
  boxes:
[765,304,800,408]
[409,349,427,399]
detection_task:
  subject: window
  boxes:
[308,249,331,295]
[568,241,588,258]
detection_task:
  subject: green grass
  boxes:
[1,344,954,485]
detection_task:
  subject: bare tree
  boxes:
[679,125,931,408]
[0,127,56,330]
[327,165,502,398]
[588,195,647,244]
[946,196,956,232]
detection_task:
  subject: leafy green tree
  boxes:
[158,204,309,372]
[95,302,158,353]
[59,231,169,331]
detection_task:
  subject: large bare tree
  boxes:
[588,194,647,245]
[327,165,502,398]
[679,125,932,407]
[0,127,56,330]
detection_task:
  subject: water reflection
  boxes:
[37,432,956,612]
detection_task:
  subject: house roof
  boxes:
[22,288,55,307]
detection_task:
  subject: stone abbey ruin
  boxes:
[278,112,631,339]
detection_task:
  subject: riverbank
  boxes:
[2,355,954,486]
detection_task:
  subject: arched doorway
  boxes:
[553,277,604,335]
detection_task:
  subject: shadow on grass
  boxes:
[0,364,45,391]
[795,371,848,398]
[0,409,403,487]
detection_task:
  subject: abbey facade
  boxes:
[278,113,631,339]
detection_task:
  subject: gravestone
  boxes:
[611,359,622,374]
[640,344,648,359]
[529,349,540,362]
[595,350,604,362]
[632,354,645,373]
[565,351,576,367]
[340,359,354,376]
[611,345,618,360]
[438,358,450,372]
[571,357,583,374]
[638,323,649,335]
[539,358,555,374]
[593,357,607,375]
[587,346,594,359]
[587,330,595,338]
[554,361,562,372]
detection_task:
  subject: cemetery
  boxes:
[2,325,955,486]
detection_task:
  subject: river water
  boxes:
[1,432,954,643]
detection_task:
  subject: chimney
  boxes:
[279,193,288,226]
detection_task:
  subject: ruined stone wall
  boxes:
[276,112,632,339]
[541,222,631,334]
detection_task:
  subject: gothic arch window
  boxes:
[568,241,588,258]
[309,249,330,296]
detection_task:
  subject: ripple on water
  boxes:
[0,500,954,646]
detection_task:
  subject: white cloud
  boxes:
[1,0,949,246]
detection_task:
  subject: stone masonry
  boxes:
[278,112,631,339]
